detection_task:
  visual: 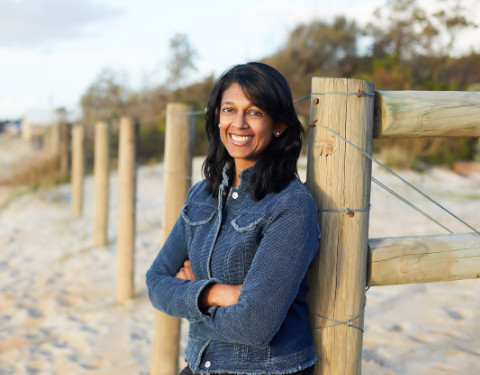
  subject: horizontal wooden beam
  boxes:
[368,233,480,286]
[373,91,480,138]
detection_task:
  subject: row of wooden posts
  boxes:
[71,117,137,302]
[68,77,480,375]
[69,104,195,304]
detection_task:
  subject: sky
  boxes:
[1,0,479,119]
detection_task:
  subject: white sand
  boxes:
[1,135,479,374]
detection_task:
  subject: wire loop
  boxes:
[310,297,367,332]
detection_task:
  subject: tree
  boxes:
[282,16,359,74]
[166,33,198,89]
[365,0,479,59]
[366,0,431,59]
[431,0,479,54]
[80,69,128,124]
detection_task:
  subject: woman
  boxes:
[146,62,320,375]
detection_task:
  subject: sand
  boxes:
[0,134,479,374]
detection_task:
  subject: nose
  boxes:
[231,111,248,128]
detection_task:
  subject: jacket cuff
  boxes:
[189,278,221,323]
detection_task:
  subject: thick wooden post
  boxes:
[151,103,194,375]
[94,122,110,247]
[71,124,85,218]
[306,78,374,375]
[116,117,137,303]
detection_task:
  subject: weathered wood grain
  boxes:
[368,233,480,286]
[374,91,480,138]
[306,78,374,375]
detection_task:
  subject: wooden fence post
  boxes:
[306,78,374,375]
[44,124,60,159]
[94,121,110,247]
[71,124,85,218]
[151,103,195,375]
[60,119,69,175]
[116,117,137,303]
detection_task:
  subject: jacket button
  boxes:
[205,361,211,368]
[232,191,239,199]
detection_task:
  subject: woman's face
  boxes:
[218,83,284,172]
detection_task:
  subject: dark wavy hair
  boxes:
[202,62,304,201]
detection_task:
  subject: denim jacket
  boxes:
[146,164,320,374]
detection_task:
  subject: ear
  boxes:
[273,123,287,137]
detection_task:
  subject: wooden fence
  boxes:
[305,78,480,374]
[64,77,480,375]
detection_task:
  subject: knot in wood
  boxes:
[314,142,334,157]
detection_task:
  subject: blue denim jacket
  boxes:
[146,164,320,374]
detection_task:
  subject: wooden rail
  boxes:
[368,233,480,286]
[374,91,480,138]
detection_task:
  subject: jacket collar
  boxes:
[221,162,255,192]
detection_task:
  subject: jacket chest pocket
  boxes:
[224,214,264,283]
[181,204,216,270]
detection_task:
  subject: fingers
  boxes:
[175,260,196,281]
[175,267,188,280]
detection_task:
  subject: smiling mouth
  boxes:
[230,134,252,144]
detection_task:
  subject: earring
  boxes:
[275,131,281,137]
[218,123,220,128]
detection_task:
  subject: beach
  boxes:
[1,134,479,374]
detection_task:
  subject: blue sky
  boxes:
[1,0,479,119]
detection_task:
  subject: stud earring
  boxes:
[218,123,220,128]
[275,131,281,137]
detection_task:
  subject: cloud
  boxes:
[0,0,122,47]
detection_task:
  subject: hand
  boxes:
[199,284,243,309]
[175,260,196,281]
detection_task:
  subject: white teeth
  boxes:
[231,134,251,142]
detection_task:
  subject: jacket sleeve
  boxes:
[193,192,320,347]
[146,203,221,324]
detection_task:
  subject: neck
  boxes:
[232,175,239,188]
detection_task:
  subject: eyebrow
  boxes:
[221,100,257,107]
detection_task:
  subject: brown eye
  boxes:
[222,107,235,115]
[246,109,265,119]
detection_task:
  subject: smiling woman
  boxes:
[217,82,286,184]
[203,62,305,201]
[146,62,320,375]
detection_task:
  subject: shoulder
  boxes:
[263,177,317,218]
[186,179,212,202]
[261,178,320,241]
[277,178,315,206]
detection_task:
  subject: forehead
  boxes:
[221,82,253,105]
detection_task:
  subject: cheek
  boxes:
[219,127,228,147]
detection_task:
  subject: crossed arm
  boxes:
[175,260,242,309]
